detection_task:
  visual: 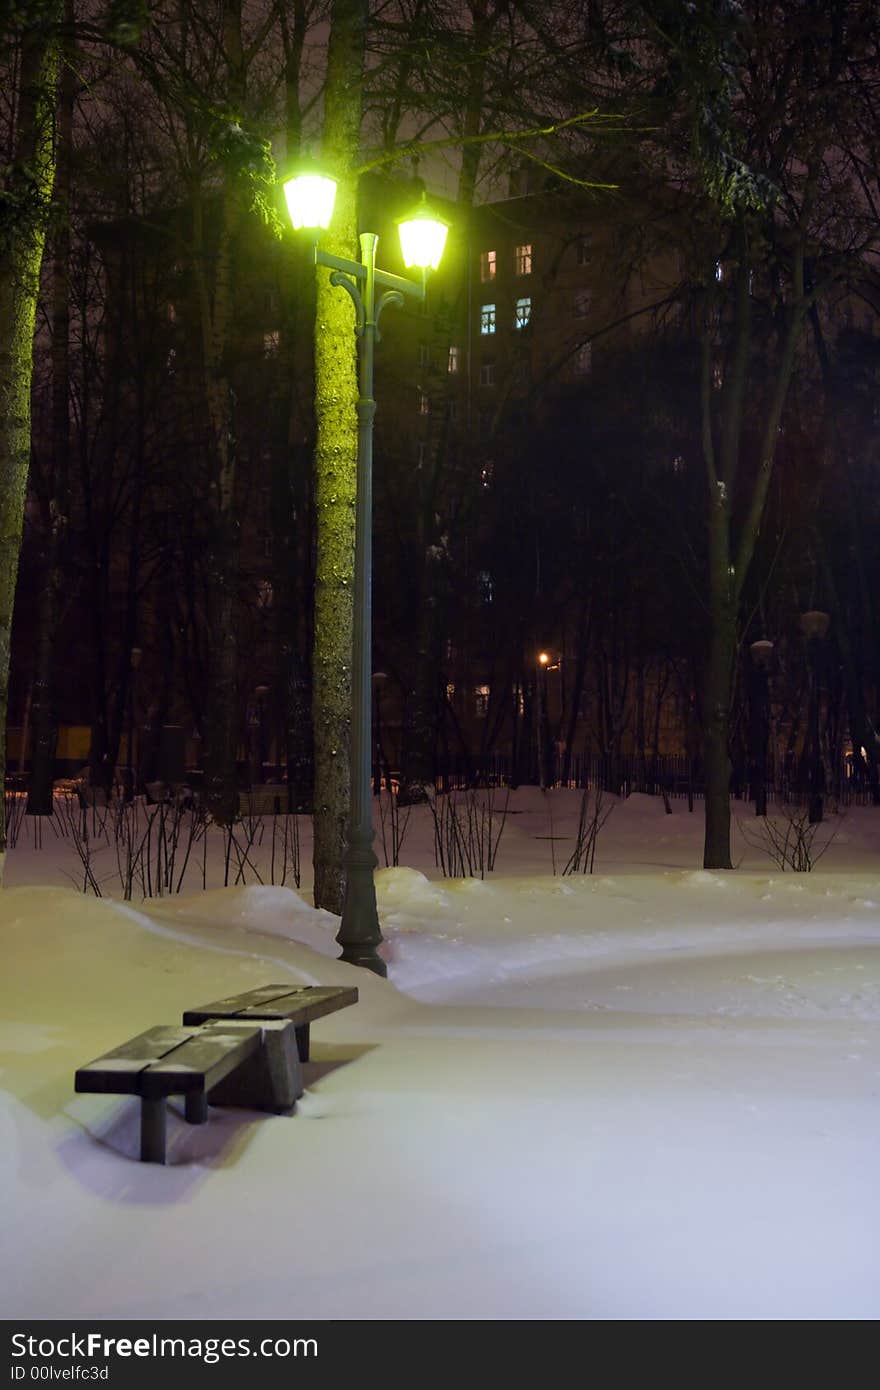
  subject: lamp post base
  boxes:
[338,942,387,977]
[336,844,387,977]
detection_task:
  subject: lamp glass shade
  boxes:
[749,639,774,667]
[800,610,830,640]
[283,172,337,232]
[397,203,449,270]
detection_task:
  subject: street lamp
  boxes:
[748,638,774,817]
[371,671,387,796]
[127,646,142,801]
[284,167,448,976]
[799,610,830,824]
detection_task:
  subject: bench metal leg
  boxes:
[185,1090,208,1125]
[295,1023,310,1063]
[140,1097,167,1163]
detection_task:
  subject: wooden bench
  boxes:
[75,1017,302,1164]
[182,984,358,1063]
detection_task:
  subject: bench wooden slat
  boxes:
[141,1023,262,1098]
[183,985,357,1028]
[75,1027,194,1095]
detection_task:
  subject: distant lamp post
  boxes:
[128,646,143,800]
[536,650,554,789]
[371,671,387,795]
[799,610,830,824]
[284,166,449,976]
[748,639,774,817]
[248,685,269,787]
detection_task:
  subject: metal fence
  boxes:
[431,751,880,807]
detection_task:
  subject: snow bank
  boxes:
[2,791,880,1319]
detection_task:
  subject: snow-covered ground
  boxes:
[1,789,878,1319]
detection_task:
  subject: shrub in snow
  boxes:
[562,784,613,876]
[737,803,842,872]
[428,786,510,878]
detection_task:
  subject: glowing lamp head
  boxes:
[283,168,337,234]
[538,651,550,666]
[397,196,449,271]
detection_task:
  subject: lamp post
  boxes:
[799,610,830,824]
[284,168,448,976]
[748,639,773,817]
[536,651,550,789]
[127,646,142,801]
[371,670,387,795]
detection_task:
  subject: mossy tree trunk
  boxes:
[310,0,367,914]
[0,6,61,864]
[28,8,73,815]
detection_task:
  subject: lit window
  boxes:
[573,341,592,375]
[448,345,459,374]
[712,363,723,389]
[671,455,685,475]
[573,289,591,318]
[418,391,430,415]
[475,684,490,717]
[256,578,274,609]
[480,359,495,386]
[514,297,531,329]
[515,244,532,276]
[478,570,494,604]
[715,260,724,282]
[418,342,430,368]
[480,462,493,489]
[446,682,456,700]
[166,348,177,371]
[576,234,590,266]
[167,302,177,323]
[480,250,496,282]
[263,330,280,355]
[480,304,496,335]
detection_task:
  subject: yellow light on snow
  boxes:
[397,199,449,271]
[283,171,337,233]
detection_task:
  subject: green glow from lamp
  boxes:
[283,167,338,234]
[397,197,449,271]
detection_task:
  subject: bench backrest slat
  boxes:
[183,985,357,1028]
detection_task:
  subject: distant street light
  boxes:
[127,646,143,800]
[799,610,830,824]
[371,671,388,796]
[284,166,448,976]
[748,638,774,817]
[536,650,561,789]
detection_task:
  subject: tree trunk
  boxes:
[29,14,73,816]
[703,507,736,868]
[0,10,61,863]
[310,0,367,912]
